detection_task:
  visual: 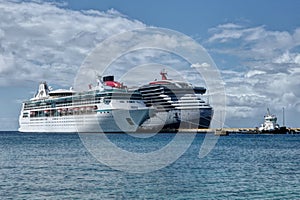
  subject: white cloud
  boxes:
[207,23,300,127]
[208,24,299,58]
[191,62,211,68]
[216,23,244,29]
[244,70,266,78]
[208,29,244,43]
[273,51,300,64]
[0,0,145,87]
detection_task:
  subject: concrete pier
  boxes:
[177,128,300,135]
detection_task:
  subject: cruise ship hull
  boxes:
[139,107,213,132]
[19,109,149,133]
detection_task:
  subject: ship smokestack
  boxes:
[160,69,168,80]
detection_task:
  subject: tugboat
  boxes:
[258,108,288,134]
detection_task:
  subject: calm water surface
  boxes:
[0,132,300,199]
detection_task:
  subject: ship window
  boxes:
[126,118,134,125]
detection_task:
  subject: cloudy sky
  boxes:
[0,0,299,130]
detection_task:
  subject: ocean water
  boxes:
[0,132,300,199]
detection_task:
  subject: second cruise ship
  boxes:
[138,70,213,131]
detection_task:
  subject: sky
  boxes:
[0,0,300,130]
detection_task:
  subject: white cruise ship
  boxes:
[138,70,213,131]
[19,76,149,133]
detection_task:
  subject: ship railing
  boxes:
[24,99,102,110]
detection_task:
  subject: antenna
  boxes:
[267,108,270,115]
[220,110,222,129]
[282,107,285,127]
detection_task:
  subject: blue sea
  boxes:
[1,132,300,199]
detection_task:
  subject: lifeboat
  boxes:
[30,111,36,117]
[61,108,67,115]
[68,108,73,114]
[86,106,93,111]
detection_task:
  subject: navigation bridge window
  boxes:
[27,105,98,118]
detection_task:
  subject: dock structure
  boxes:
[177,128,300,135]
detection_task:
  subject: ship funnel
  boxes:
[160,69,168,80]
[103,75,114,82]
[33,82,50,99]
